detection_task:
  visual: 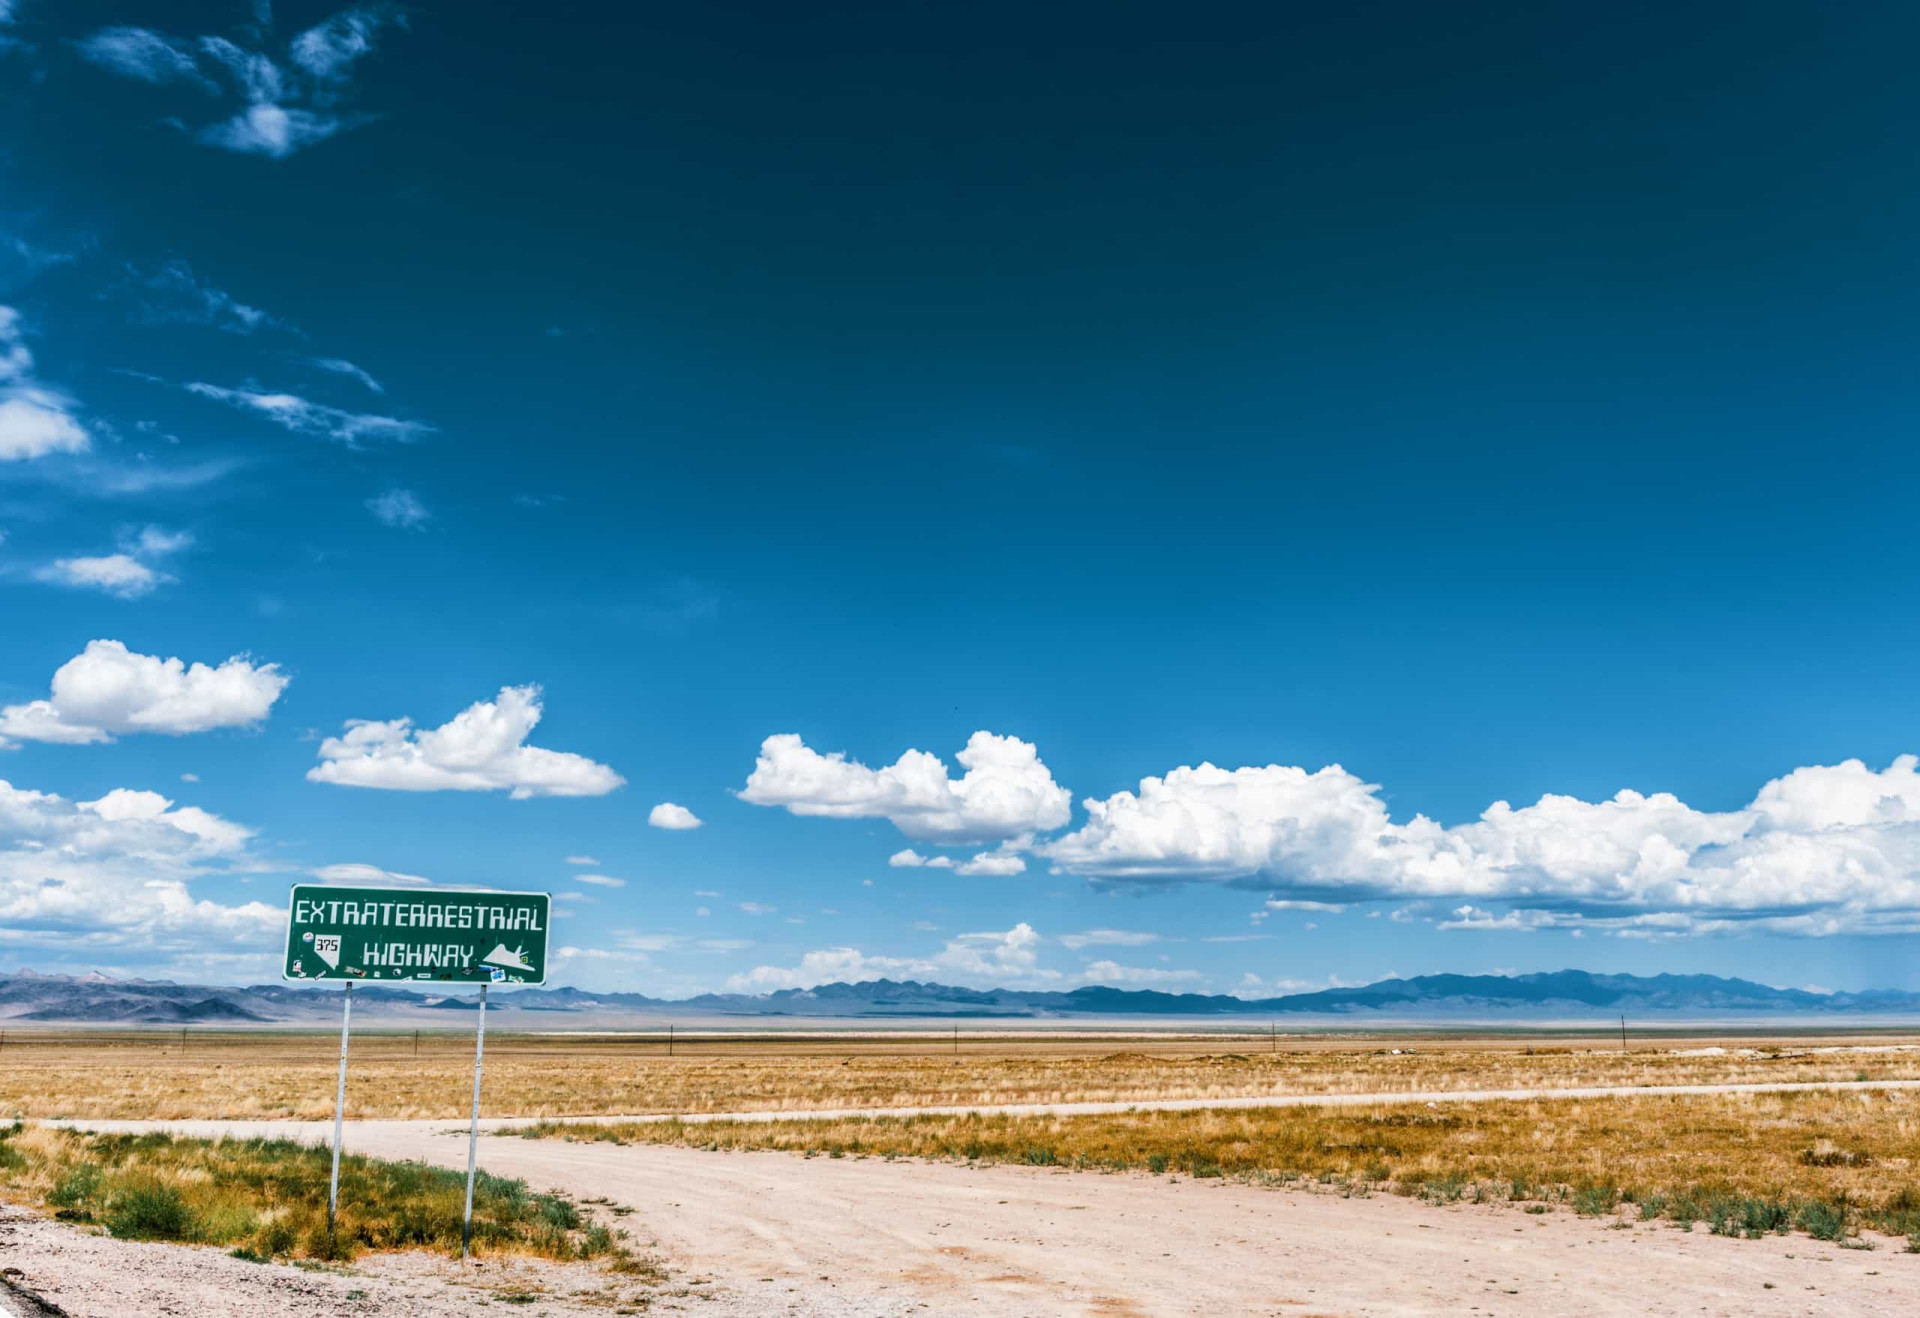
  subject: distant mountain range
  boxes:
[4,967,1920,1025]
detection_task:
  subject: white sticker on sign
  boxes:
[312,935,342,970]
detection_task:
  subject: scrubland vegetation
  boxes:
[523,1088,1920,1249]
[0,1121,660,1274]
[1,1029,1915,1120]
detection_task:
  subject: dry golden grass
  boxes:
[1,1028,1916,1120]
[524,1089,1920,1242]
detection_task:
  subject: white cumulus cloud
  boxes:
[740,730,1069,845]
[306,684,624,799]
[888,848,954,869]
[1041,754,1920,936]
[726,922,1053,992]
[0,777,280,965]
[955,848,1027,876]
[0,640,288,747]
[648,802,703,830]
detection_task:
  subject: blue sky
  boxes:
[3,1,1919,995]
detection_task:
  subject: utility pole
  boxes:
[953,1024,958,1057]
[668,1023,674,1057]
[1619,1014,1627,1052]
[414,1029,420,1058]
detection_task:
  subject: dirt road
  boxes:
[49,1095,1920,1316]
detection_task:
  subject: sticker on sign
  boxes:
[283,884,551,985]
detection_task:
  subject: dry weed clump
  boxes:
[0,1120,661,1274]
[522,1088,1920,1246]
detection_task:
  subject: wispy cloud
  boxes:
[75,5,408,159]
[128,261,281,334]
[45,455,247,498]
[33,554,168,599]
[186,382,431,445]
[0,306,89,462]
[311,357,382,393]
[290,5,396,83]
[0,229,83,291]
[365,487,429,529]
[311,862,430,887]
[30,525,193,599]
[75,27,219,92]
[1057,928,1160,951]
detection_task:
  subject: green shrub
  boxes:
[48,1162,103,1216]
[1573,1185,1619,1216]
[1795,1200,1847,1242]
[536,1194,580,1231]
[105,1181,194,1241]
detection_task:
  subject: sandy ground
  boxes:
[28,1099,1920,1316]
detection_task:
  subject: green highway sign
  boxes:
[283,884,551,986]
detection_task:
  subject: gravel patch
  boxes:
[0,1204,658,1317]
[0,1203,925,1317]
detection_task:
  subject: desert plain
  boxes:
[2,1025,1918,1315]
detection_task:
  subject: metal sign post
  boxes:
[326,981,354,1235]
[283,884,549,1253]
[461,983,489,1260]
